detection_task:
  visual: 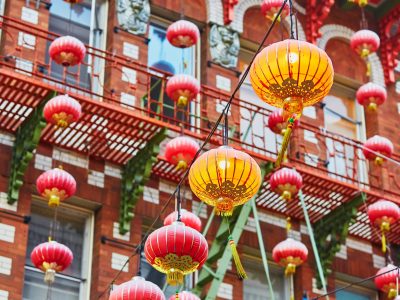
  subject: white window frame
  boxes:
[24,198,95,300]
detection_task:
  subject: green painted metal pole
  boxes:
[202,209,215,237]
[251,199,275,300]
[298,190,329,299]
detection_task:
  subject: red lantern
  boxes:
[166,74,200,107]
[144,221,208,285]
[43,94,82,128]
[168,291,200,300]
[36,168,77,207]
[350,29,380,58]
[367,200,400,253]
[356,82,387,112]
[64,0,83,3]
[261,0,290,21]
[363,135,393,166]
[166,20,200,48]
[49,36,86,67]
[164,209,202,232]
[164,136,199,170]
[272,238,308,276]
[270,168,302,201]
[109,276,165,300]
[268,109,299,135]
[31,241,73,284]
[375,264,400,299]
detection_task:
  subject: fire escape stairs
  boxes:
[192,162,274,299]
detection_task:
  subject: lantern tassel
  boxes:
[276,119,294,168]
[228,235,247,279]
[381,221,390,253]
[176,160,188,170]
[388,288,397,299]
[44,269,56,284]
[286,217,292,233]
[289,274,295,300]
[175,290,180,300]
[167,269,184,286]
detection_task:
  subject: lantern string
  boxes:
[288,0,295,39]
[137,244,143,276]
[223,113,229,146]
[177,185,182,222]
[311,265,400,299]
[97,2,289,297]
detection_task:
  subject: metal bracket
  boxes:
[7,91,56,204]
[313,192,365,288]
[119,128,167,235]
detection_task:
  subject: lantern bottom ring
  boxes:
[167,268,184,285]
[177,96,188,107]
[44,269,56,284]
[215,197,234,216]
[282,96,303,120]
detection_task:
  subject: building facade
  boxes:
[0,0,399,299]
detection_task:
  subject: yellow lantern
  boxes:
[250,39,334,166]
[188,146,262,216]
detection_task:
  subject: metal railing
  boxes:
[0,15,399,199]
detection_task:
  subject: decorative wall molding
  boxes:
[318,24,385,87]
[209,24,240,68]
[229,0,306,41]
[116,0,150,35]
[207,0,225,25]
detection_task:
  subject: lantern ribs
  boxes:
[313,192,365,288]
[379,5,400,85]
[7,91,56,204]
[306,0,335,44]
[119,129,167,235]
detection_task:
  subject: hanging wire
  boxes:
[97,1,291,297]
[177,185,182,222]
[288,0,295,39]
[48,206,59,241]
[311,266,400,299]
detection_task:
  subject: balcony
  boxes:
[0,15,399,244]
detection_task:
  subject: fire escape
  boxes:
[0,12,399,297]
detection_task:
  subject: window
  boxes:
[238,50,281,158]
[145,21,198,124]
[243,259,288,300]
[323,81,367,182]
[46,0,107,91]
[335,284,377,300]
[23,200,93,300]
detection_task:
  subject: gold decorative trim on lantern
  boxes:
[42,188,67,207]
[153,254,200,285]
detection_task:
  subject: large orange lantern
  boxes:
[189,146,262,216]
[144,222,208,285]
[367,200,400,253]
[250,39,334,166]
[31,241,73,284]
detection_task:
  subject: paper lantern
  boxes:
[36,168,77,207]
[49,36,86,67]
[144,221,208,285]
[350,29,380,58]
[356,82,387,112]
[363,135,393,166]
[166,20,200,48]
[43,94,82,128]
[367,200,400,253]
[109,276,165,300]
[272,238,308,276]
[166,74,200,107]
[31,241,73,284]
[375,264,400,299]
[168,291,200,300]
[261,0,290,21]
[164,209,202,232]
[250,39,334,166]
[164,136,199,170]
[270,167,302,201]
[189,146,262,216]
[268,109,299,135]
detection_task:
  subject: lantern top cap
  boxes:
[132,276,145,281]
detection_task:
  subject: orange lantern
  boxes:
[250,39,334,166]
[189,146,262,216]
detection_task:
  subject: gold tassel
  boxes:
[228,235,247,279]
[381,221,390,253]
[286,217,292,233]
[388,288,397,299]
[175,160,188,171]
[276,118,295,168]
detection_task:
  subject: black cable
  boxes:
[288,0,295,39]
[223,113,229,146]
[177,185,182,222]
[97,1,289,298]
[311,266,400,299]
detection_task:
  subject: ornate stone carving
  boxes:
[117,0,150,35]
[209,24,240,68]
